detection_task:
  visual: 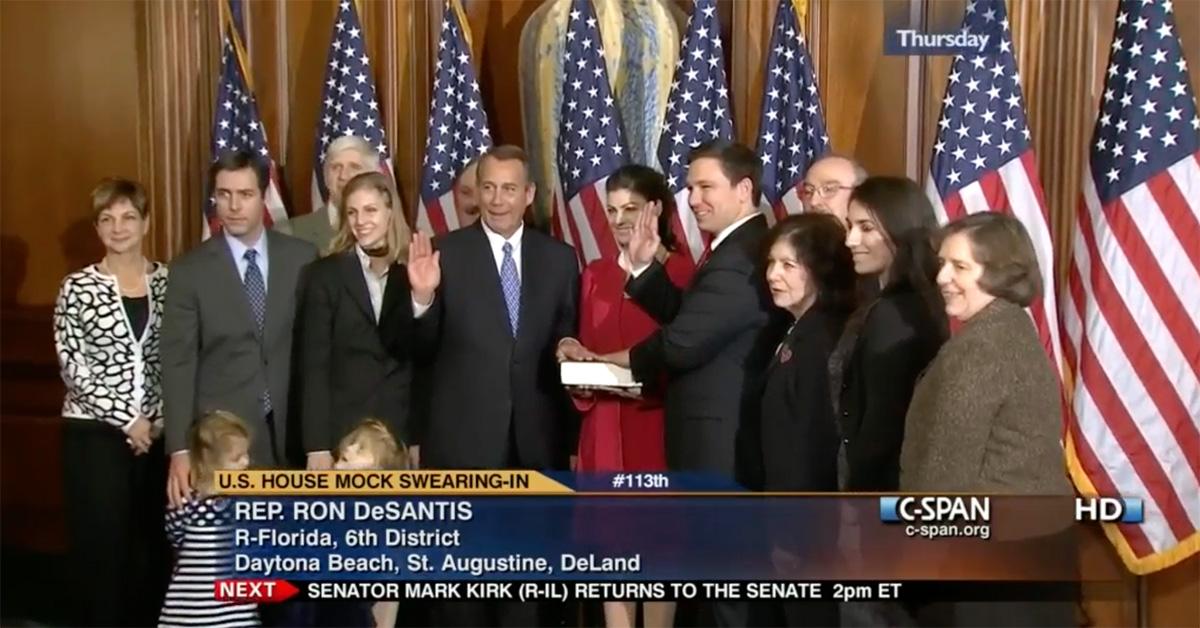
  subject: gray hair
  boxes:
[324,135,381,170]
[811,153,868,184]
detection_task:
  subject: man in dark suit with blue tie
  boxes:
[161,150,317,507]
[407,144,579,472]
[407,145,578,627]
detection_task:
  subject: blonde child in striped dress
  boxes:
[159,411,258,627]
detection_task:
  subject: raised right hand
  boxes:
[167,452,192,509]
[407,232,441,304]
[627,200,662,269]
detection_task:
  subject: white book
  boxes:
[559,361,640,388]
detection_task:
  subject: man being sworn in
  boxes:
[593,139,777,486]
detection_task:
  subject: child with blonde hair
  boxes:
[159,411,259,627]
[334,419,409,628]
[335,418,410,471]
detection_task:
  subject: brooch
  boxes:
[778,345,792,364]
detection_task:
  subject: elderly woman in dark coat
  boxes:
[901,212,1074,626]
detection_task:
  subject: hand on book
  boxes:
[556,337,597,362]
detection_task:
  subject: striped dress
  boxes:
[159,495,259,627]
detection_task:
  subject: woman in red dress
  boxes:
[565,164,695,471]
[558,164,694,628]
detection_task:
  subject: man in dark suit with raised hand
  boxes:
[591,140,777,627]
[407,144,578,472]
[161,150,317,506]
[598,140,776,481]
[407,145,577,627]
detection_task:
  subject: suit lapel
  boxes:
[378,262,406,327]
[211,237,258,337]
[263,231,291,345]
[336,250,376,324]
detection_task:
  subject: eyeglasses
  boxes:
[800,182,855,199]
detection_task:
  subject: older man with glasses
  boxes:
[799,154,867,227]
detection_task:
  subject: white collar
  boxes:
[223,228,267,260]
[710,212,759,251]
[481,219,524,249]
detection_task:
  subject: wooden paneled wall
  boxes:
[1,1,1196,624]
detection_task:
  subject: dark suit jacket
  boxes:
[161,230,317,465]
[297,250,413,453]
[831,283,945,491]
[900,299,1072,496]
[759,306,845,492]
[414,222,579,470]
[627,214,779,479]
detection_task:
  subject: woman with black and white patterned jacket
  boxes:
[53,178,170,626]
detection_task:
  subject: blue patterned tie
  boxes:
[500,242,520,337]
[243,249,271,414]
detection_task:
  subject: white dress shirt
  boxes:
[223,229,269,288]
[356,246,389,322]
[412,221,524,318]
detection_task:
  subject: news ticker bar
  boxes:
[214,579,1095,604]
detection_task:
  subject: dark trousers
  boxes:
[431,418,551,627]
[62,417,169,627]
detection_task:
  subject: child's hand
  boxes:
[307,451,334,470]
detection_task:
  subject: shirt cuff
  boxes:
[412,297,433,318]
[629,262,652,279]
[171,450,189,457]
[118,414,141,434]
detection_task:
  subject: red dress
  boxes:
[574,253,695,471]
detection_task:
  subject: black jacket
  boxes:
[297,250,413,452]
[414,223,579,470]
[759,306,845,492]
[830,283,945,491]
[628,214,781,481]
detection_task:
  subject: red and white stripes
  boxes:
[1062,152,1200,572]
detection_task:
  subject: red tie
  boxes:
[696,244,713,268]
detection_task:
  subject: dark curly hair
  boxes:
[764,213,857,315]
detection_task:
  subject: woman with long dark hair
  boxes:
[830,176,947,492]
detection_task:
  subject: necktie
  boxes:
[243,249,271,414]
[500,242,520,337]
[697,243,714,268]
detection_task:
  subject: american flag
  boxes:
[1062,0,1199,573]
[657,0,732,265]
[756,0,829,221]
[205,0,288,239]
[926,0,1063,376]
[552,0,624,266]
[417,0,491,235]
[311,0,393,212]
